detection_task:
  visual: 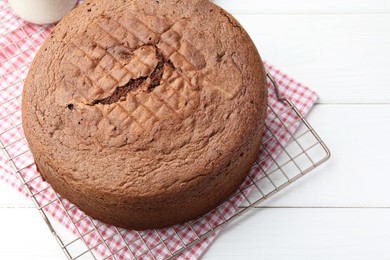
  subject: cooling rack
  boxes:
[0,74,330,259]
[0,2,330,259]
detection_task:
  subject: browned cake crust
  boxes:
[22,0,268,230]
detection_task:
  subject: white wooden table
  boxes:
[1,0,390,259]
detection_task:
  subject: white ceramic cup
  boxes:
[9,0,78,25]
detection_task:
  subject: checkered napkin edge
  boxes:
[0,2,318,259]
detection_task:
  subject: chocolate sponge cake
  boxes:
[22,0,268,230]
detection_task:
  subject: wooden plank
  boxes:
[0,180,32,207]
[261,104,390,207]
[204,208,390,259]
[1,207,389,259]
[233,14,390,103]
[214,0,390,14]
[0,208,64,260]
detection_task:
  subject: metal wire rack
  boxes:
[0,74,330,259]
[0,3,330,259]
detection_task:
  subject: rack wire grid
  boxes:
[0,4,330,260]
[0,74,331,259]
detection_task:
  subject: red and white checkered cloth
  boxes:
[0,1,318,259]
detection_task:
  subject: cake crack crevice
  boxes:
[91,46,174,105]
